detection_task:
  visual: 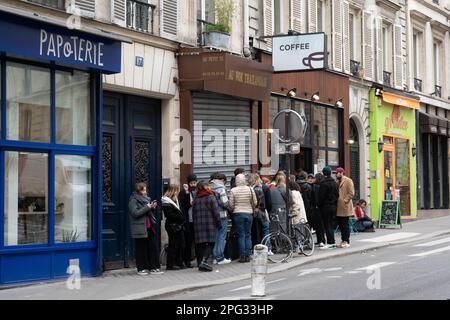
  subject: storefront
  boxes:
[0,10,122,285]
[369,87,419,221]
[178,49,273,183]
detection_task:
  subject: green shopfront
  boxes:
[369,87,420,222]
[0,10,122,285]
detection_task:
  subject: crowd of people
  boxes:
[128,166,376,275]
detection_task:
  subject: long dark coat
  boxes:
[192,193,221,244]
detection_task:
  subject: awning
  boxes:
[419,112,450,136]
[382,91,420,110]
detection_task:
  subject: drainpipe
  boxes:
[243,0,250,55]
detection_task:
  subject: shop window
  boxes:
[56,70,94,145]
[6,62,51,143]
[313,105,327,147]
[4,152,48,246]
[55,155,92,243]
[313,149,326,170]
[327,108,339,148]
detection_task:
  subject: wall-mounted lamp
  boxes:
[412,143,417,157]
[287,88,297,98]
[311,91,320,101]
[335,98,344,108]
[347,139,355,145]
[375,88,383,96]
[378,138,384,153]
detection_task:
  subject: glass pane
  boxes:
[269,96,279,129]
[7,63,51,142]
[4,152,48,246]
[55,155,92,243]
[313,149,326,172]
[56,70,94,145]
[312,105,326,147]
[384,150,393,201]
[395,138,411,216]
[327,108,339,148]
[328,151,339,167]
[293,100,311,145]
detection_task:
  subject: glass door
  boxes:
[383,144,395,201]
[395,138,411,216]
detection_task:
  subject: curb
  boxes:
[116,229,450,300]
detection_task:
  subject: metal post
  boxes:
[251,244,268,297]
[285,110,291,233]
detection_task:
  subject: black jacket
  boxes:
[298,180,313,214]
[162,203,185,225]
[318,177,339,209]
[178,190,195,225]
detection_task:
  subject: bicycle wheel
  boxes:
[294,224,315,256]
[261,232,293,263]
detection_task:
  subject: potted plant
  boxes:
[205,0,236,50]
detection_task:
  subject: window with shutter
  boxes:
[112,0,126,27]
[362,11,373,80]
[290,0,302,33]
[342,1,350,74]
[393,24,403,88]
[332,0,343,71]
[67,0,96,18]
[308,0,317,33]
[375,17,383,84]
[264,0,274,50]
[160,0,178,40]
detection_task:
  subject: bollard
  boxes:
[251,244,268,297]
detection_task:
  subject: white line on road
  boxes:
[413,237,450,247]
[326,276,343,279]
[355,262,397,271]
[229,278,287,292]
[297,268,322,277]
[358,233,420,243]
[409,245,450,257]
[323,268,343,272]
[345,271,362,274]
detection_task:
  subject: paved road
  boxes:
[158,235,450,300]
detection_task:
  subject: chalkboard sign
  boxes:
[379,200,401,229]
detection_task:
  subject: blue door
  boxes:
[102,92,161,270]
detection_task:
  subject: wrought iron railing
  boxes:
[434,85,442,98]
[414,78,422,92]
[197,19,216,47]
[127,0,156,34]
[28,0,65,10]
[350,60,361,77]
[383,71,392,86]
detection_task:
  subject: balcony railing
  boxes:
[350,60,361,77]
[383,71,392,86]
[414,78,422,92]
[197,19,216,47]
[27,0,65,10]
[434,85,442,98]
[432,0,439,5]
[127,0,156,34]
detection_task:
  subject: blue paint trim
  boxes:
[0,242,97,254]
[0,149,4,249]
[50,64,56,144]
[0,141,96,153]
[1,56,6,140]
[48,151,55,246]
[97,73,103,275]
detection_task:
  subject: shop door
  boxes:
[102,92,161,270]
[383,143,395,201]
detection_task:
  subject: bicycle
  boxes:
[261,210,315,263]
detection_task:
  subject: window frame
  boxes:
[0,55,99,251]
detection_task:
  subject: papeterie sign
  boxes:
[0,10,121,74]
[273,33,326,72]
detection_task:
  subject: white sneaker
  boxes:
[149,269,164,275]
[340,242,351,248]
[137,270,149,276]
[320,244,336,250]
[213,259,218,265]
[318,242,325,248]
[267,250,274,256]
[311,229,316,234]
[217,258,231,265]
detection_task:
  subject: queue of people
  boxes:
[128,166,374,275]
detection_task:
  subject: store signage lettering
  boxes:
[385,106,408,132]
[40,29,105,66]
[227,70,268,88]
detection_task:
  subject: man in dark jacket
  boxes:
[318,166,339,249]
[297,171,313,221]
[178,174,197,268]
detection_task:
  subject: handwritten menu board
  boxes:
[379,201,401,229]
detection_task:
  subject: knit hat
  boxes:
[322,166,332,177]
[187,174,197,183]
[336,167,345,174]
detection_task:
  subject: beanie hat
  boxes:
[336,167,345,174]
[322,166,332,177]
[187,174,197,183]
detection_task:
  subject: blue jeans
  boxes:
[233,213,253,257]
[213,218,228,262]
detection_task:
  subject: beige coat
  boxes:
[337,176,355,217]
[291,190,307,225]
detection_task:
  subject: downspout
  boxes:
[243,0,250,54]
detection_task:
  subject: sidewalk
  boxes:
[1,216,449,300]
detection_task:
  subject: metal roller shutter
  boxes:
[193,92,252,184]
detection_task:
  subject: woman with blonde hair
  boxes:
[249,173,271,246]
[162,184,185,270]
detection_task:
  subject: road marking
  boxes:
[358,233,420,243]
[267,278,287,285]
[323,267,343,272]
[229,278,286,292]
[413,237,450,247]
[345,271,362,274]
[297,268,322,277]
[326,276,343,279]
[355,262,397,271]
[409,245,450,257]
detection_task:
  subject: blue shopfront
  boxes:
[0,10,122,285]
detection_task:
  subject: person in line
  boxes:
[192,181,221,272]
[335,167,355,248]
[162,184,185,271]
[178,174,197,268]
[318,166,339,250]
[249,173,269,246]
[310,173,326,247]
[229,173,257,263]
[289,180,307,226]
[209,172,232,265]
[270,172,292,233]
[128,182,163,275]
[297,171,314,226]
[230,168,245,189]
[354,200,376,232]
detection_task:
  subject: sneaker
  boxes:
[320,244,336,250]
[217,258,231,265]
[340,242,351,248]
[318,243,325,248]
[137,270,149,276]
[198,262,213,272]
[213,259,218,265]
[149,269,164,275]
[267,250,274,256]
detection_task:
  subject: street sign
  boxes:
[274,143,301,155]
[273,109,307,143]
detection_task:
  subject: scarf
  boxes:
[162,196,181,212]
[130,192,152,228]
[197,189,215,198]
